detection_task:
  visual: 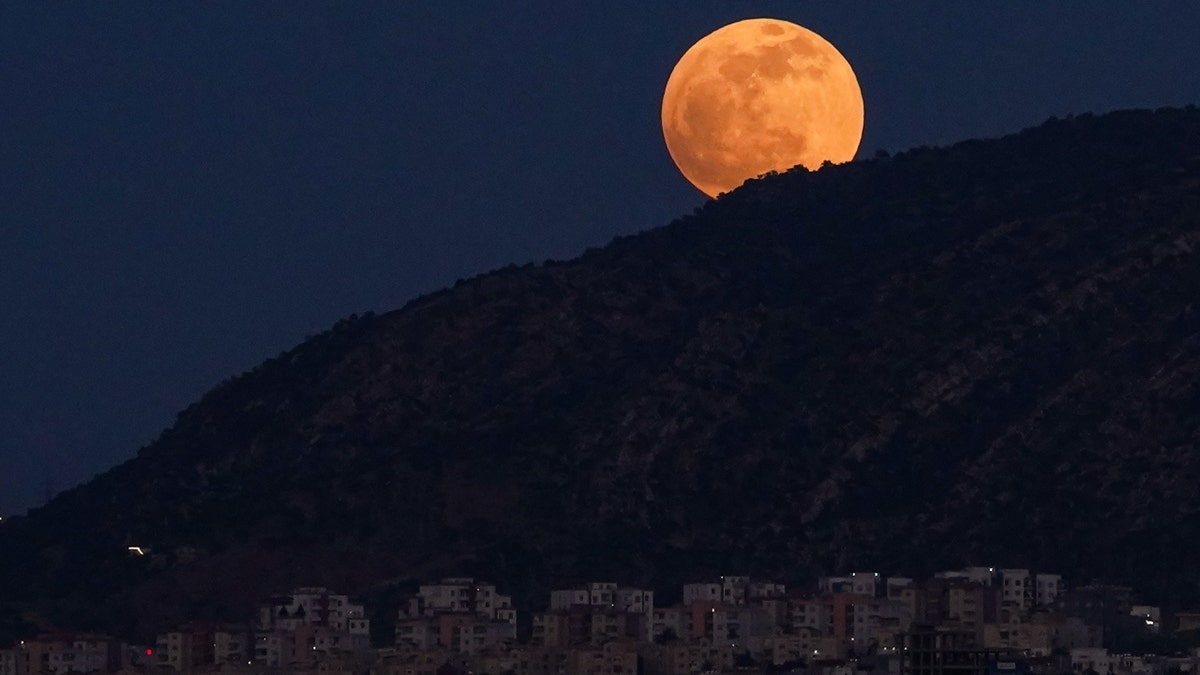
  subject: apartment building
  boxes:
[409,578,514,623]
[648,607,691,643]
[1036,574,1063,607]
[155,624,251,671]
[639,639,733,675]
[550,583,653,616]
[901,626,998,675]
[566,640,638,675]
[999,570,1032,609]
[14,635,120,675]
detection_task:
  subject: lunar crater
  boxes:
[662,18,863,197]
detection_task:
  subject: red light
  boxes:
[146,649,153,656]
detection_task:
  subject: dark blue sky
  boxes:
[3,2,1199,515]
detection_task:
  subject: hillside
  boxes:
[4,107,1200,642]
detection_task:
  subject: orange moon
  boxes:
[661,18,865,198]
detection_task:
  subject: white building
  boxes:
[749,581,787,600]
[254,633,283,667]
[649,607,690,642]
[589,582,618,606]
[472,583,513,620]
[43,644,105,675]
[713,606,774,652]
[409,579,513,622]
[721,576,750,605]
[347,604,371,637]
[413,578,475,615]
[304,624,366,657]
[156,626,251,671]
[788,597,830,632]
[850,572,880,597]
[1036,574,1062,607]
[850,599,890,648]
[550,589,590,610]
[258,587,366,632]
[1000,569,1031,608]
[550,583,652,616]
[253,587,370,667]
[453,618,516,655]
[213,630,249,665]
[615,588,654,615]
[819,573,879,597]
[686,577,781,606]
[683,583,722,606]
[15,637,111,675]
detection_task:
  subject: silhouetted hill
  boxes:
[4,106,1200,643]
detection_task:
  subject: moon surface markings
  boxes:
[661,18,864,198]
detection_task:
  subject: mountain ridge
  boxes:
[4,106,1200,642]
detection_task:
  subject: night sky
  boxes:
[3,2,1199,515]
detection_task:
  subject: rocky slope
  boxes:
[4,107,1200,642]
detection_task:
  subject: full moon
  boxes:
[662,18,864,198]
